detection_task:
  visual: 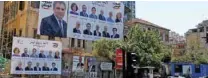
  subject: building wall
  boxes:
[0,1,4,35]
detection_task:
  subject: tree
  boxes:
[171,40,208,64]
[92,24,171,67]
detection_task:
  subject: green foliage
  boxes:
[92,24,171,67]
[171,40,208,64]
[0,56,7,68]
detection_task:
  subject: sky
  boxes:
[136,1,208,36]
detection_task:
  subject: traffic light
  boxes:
[127,52,138,77]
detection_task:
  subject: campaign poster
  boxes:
[37,1,68,38]
[72,56,85,72]
[11,37,62,74]
[86,57,97,78]
[67,1,124,40]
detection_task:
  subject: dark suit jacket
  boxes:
[111,34,120,38]
[34,66,41,71]
[73,28,81,34]
[83,29,92,35]
[42,66,50,71]
[93,30,101,36]
[102,31,110,38]
[40,14,67,38]
[39,53,46,58]
[80,11,88,17]
[25,67,33,71]
[15,67,23,71]
[21,53,29,57]
[99,14,106,21]
[115,18,122,23]
[51,67,58,71]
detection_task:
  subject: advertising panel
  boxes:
[67,1,124,40]
[10,37,62,74]
[37,1,68,38]
[37,1,124,41]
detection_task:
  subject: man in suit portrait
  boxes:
[40,1,67,38]
[93,25,101,36]
[102,26,110,38]
[15,62,23,71]
[47,50,53,58]
[111,28,120,38]
[34,62,41,71]
[25,61,33,71]
[21,48,29,57]
[99,10,106,21]
[73,21,81,34]
[42,63,50,71]
[39,50,46,58]
[89,7,97,19]
[83,23,92,35]
[80,5,88,17]
[51,62,58,71]
[107,12,114,23]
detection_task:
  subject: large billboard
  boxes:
[37,1,124,40]
[10,37,62,74]
[37,1,68,38]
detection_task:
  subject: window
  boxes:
[12,28,16,36]
[206,27,208,31]
[192,29,197,32]
[199,27,204,32]
[31,1,40,9]
[33,29,37,38]
[77,39,81,47]
[195,65,200,73]
[148,28,151,31]
[83,40,85,48]
[165,34,169,41]
[19,1,25,11]
[175,65,182,73]
[206,33,208,43]
[71,38,75,47]
[19,29,22,36]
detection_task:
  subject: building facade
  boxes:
[124,18,170,43]
[122,1,136,22]
[185,20,208,50]
[1,1,136,77]
[169,31,186,57]
[0,1,4,36]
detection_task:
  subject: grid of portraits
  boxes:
[67,2,124,40]
[11,37,62,74]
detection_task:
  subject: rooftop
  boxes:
[125,18,170,31]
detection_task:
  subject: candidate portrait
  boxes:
[89,7,97,19]
[111,28,120,38]
[40,1,67,38]
[115,12,122,23]
[93,25,101,36]
[73,21,81,34]
[80,5,88,17]
[102,26,110,38]
[83,23,92,35]
[70,3,79,15]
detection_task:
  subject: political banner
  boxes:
[10,37,62,74]
[37,1,68,38]
[67,1,124,40]
[72,56,85,77]
[37,1,124,41]
[86,57,97,78]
